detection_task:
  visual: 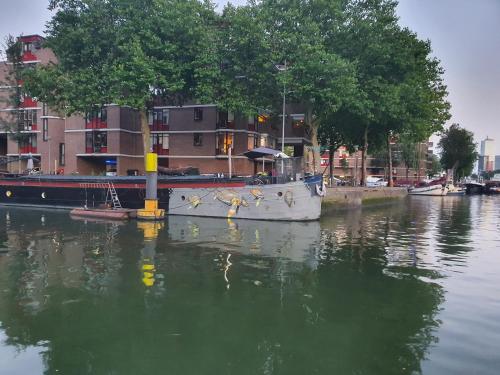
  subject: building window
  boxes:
[86,131,107,153]
[42,118,48,141]
[23,42,33,52]
[194,107,203,121]
[150,133,169,155]
[247,134,258,150]
[59,143,65,166]
[216,132,234,155]
[18,134,37,153]
[85,106,107,128]
[18,110,37,131]
[148,109,169,128]
[194,133,203,146]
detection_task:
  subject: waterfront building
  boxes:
[1,35,311,176]
[478,136,495,173]
[320,141,431,184]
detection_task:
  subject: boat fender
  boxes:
[316,182,327,197]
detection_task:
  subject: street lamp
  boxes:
[46,136,52,174]
[275,61,287,176]
[274,61,287,154]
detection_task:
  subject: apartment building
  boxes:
[1,34,311,176]
[0,35,65,173]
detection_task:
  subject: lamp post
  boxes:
[275,61,287,175]
[46,136,51,174]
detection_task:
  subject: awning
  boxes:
[243,147,289,159]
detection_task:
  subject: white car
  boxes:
[366,176,388,187]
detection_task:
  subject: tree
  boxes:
[438,124,478,181]
[22,0,218,154]
[427,154,442,178]
[325,0,450,185]
[0,36,29,145]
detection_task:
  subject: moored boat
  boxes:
[408,177,448,196]
[0,173,324,221]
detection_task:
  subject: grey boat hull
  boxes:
[168,181,322,221]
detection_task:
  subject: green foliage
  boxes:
[438,124,478,179]
[23,0,219,116]
[428,154,442,177]
[0,35,29,143]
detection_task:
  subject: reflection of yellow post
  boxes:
[137,221,164,287]
[137,153,165,220]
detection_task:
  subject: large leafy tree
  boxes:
[23,0,218,152]
[325,0,449,185]
[220,0,359,172]
[0,36,29,146]
[438,124,478,180]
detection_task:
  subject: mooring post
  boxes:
[137,152,165,220]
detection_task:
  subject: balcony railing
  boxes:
[85,146,108,153]
[149,121,169,131]
[19,124,38,132]
[19,146,37,154]
[21,97,38,108]
[217,121,235,129]
[85,119,107,129]
[22,52,37,62]
[152,146,169,155]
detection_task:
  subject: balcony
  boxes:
[19,146,37,154]
[217,121,235,129]
[21,97,38,108]
[149,121,169,132]
[85,146,107,153]
[152,145,169,155]
[19,124,38,132]
[85,119,107,129]
[22,51,37,62]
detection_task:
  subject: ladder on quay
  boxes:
[105,182,122,209]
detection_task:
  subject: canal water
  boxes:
[0,196,499,375]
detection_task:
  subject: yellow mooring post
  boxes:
[137,152,165,220]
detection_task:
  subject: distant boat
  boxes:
[464,181,485,195]
[409,184,449,196]
[447,184,466,196]
[409,177,448,196]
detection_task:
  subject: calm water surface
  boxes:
[0,196,499,374]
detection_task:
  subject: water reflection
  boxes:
[0,197,498,374]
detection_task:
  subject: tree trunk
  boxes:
[387,133,393,187]
[328,144,334,186]
[306,108,321,175]
[140,110,151,158]
[360,125,368,186]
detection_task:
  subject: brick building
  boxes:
[1,35,312,176]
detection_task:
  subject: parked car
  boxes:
[366,176,388,187]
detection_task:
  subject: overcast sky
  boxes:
[1,0,499,153]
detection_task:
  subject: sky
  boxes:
[1,0,499,153]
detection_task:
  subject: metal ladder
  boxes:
[106,182,122,209]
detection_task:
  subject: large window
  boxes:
[247,134,258,150]
[19,134,37,153]
[150,133,169,155]
[18,110,37,131]
[148,109,169,129]
[216,132,234,155]
[85,106,107,128]
[86,131,107,153]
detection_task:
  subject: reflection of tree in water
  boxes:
[318,201,444,374]
[0,208,445,375]
[436,197,473,254]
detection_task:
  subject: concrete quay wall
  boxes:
[322,187,407,213]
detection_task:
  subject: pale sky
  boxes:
[1,0,499,153]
